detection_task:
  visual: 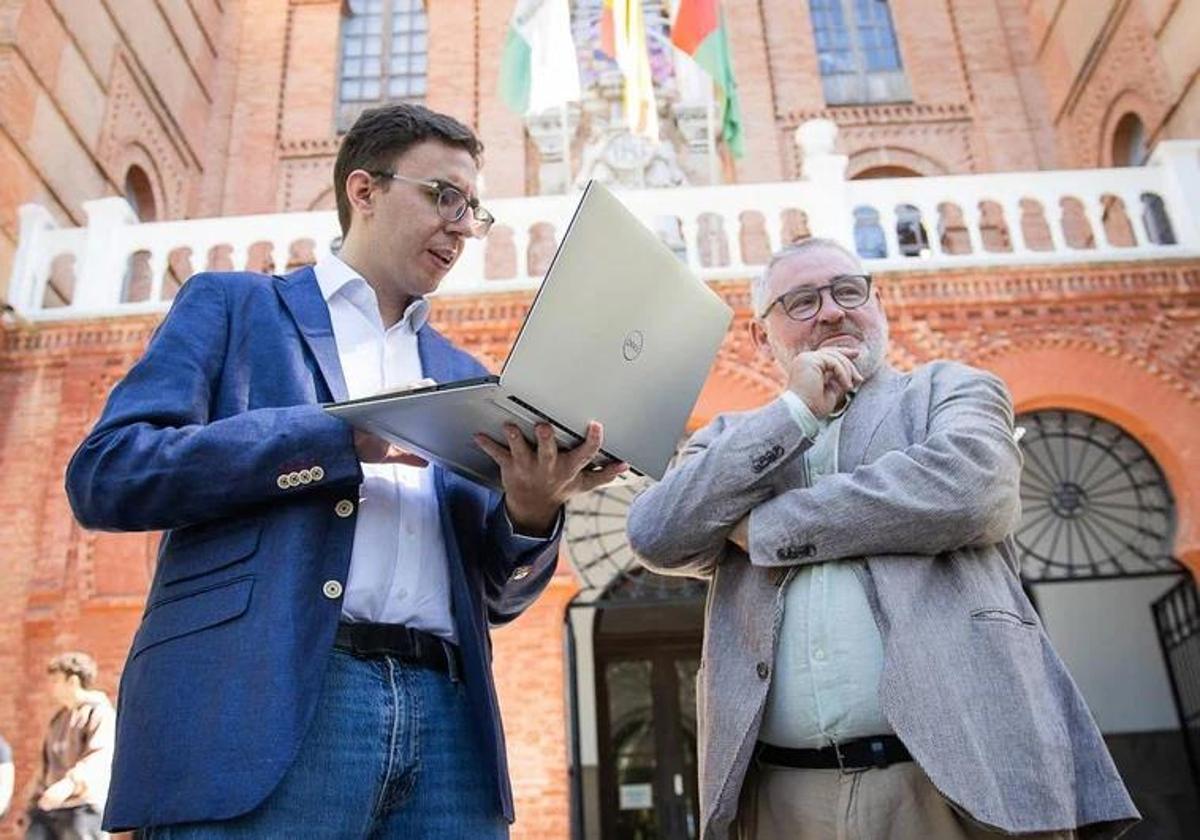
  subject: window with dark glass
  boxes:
[809,0,909,105]
[338,0,428,130]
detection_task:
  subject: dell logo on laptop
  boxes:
[622,330,645,361]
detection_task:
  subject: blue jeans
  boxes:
[141,648,507,839]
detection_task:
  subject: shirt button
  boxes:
[756,661,770,680]
[311,465,325,481]
[813,648,826,662]
[334,499,355,518]
[322,580,343,599]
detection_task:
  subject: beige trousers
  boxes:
[736,761,1077,840]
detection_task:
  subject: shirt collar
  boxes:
[314,254,430,332]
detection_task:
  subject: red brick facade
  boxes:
[1,1,1198,837]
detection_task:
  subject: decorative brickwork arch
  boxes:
[983,342,1200,572]
[1099,90,1157,168]
[847,146,949,179]
[113,144,166,222]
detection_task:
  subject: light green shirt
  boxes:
[758,392,893,748]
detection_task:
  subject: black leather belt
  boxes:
[333,622,460,679]
[757,735,912,771]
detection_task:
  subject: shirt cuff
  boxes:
[502,505,564,545]
[779,391,820,439]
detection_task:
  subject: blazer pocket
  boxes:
[970,607,1038,629]
[133,577,254,659]
[159,520,262,585]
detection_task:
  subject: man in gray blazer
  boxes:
[627,239,1138,839]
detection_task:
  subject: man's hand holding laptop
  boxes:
[476,421,628,537]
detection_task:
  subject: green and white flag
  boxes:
[499,0,582,115]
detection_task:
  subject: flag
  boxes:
[671,0,744,156]
[499,0,582,115]
[598,0,616,60]
[612,0,659,141]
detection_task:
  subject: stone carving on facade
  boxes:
[523,0,725,193]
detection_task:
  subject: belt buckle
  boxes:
[869,739,889,770]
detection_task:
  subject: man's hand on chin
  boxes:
[476,421,627,537]
[784,347,863,418]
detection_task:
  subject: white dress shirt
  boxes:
[314,255,458,640]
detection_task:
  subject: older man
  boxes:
[627,238,1138,840]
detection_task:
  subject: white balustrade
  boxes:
[7,138,1199,322]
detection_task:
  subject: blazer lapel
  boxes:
[839,365,903,469]
[275,266,349,402]
[416,325,460,385]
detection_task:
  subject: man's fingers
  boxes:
[383,448,429,468]
[579,460,629,492]
[534,423,557,467]
[475,433,514,468]
[566,422,605,473]
[503,423,536,467]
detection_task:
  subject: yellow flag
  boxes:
[611,0,659,141]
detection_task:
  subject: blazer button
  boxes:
[511,565,532,581]
[756,661,770,680]
[288,471,302,487]
[322,580,343,600]
[276,475,290,490]
[311,465,325,482]
[298,469,312,484]
[801,543,816,557]
[775,547,788,560]
[334,499,355,518]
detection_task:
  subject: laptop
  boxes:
[324,180,732,489]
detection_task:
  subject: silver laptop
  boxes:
[324,181,732,489]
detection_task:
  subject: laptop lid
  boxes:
[497,181,732,480]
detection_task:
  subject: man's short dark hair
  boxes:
[333,104,484,236]
[47,651,98,689]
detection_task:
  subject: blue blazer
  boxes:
[65,267,560,831]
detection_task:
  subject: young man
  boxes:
[627,238,1138,839]
[66,104,623,838]
[26,652,114,840]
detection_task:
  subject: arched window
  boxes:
[337,0,428,130]
[809,0,910,105]
[1111,112,1148,167]
[123,165,157,222]
[1014,410,1177,580]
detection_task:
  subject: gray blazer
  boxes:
[627,361,1138,840]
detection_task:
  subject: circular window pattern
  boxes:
[565,474,706,603]
[1015,410,1178,580]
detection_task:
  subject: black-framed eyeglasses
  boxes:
[370,171,495,238]
[759,274,873,321]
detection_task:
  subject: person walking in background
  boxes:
[26,652,113,840]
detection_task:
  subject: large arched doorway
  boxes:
[1014,409,1199,835]
[564,479,706,840]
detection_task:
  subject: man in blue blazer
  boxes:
[65,104,625,838]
